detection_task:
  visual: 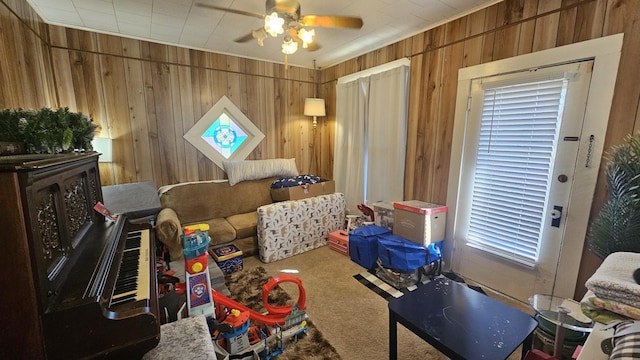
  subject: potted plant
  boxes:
[0,107,97,155]
[587,131,640,258]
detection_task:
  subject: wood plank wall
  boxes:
[48,30,324,186]
[321,0,640,298]
[3,0,640,298]
[0,0,56,110]
[0,0,323,187]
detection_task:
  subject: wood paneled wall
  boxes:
[321,0,640,298]
[0,0,56,109]
[1,0,325,187]
[46,28,324,186]
[3,0,640,298]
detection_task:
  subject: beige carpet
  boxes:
[241,246,533,360]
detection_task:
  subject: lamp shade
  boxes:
[92,137,112,163]
[304,98,326,117]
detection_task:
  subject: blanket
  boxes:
[581,290,640,321]
[270,175,321,188]
[585,252,640,308]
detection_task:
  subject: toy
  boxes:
[181,224,216,319]
[211,274,309,359]
[357,203,375,222]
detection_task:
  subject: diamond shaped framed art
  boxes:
[184,96,265,169]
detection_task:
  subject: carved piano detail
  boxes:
[0,153,160,359]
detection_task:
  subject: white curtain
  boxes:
[335,79,367,215]
[334,65,409,214]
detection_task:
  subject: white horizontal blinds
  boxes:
[466,78,568,267]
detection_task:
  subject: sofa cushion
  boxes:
[190,218,236,246]
[234,236,259,257]
[227,211,258,239]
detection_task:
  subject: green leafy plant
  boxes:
[0,107,97,153]
[587,132,640,259]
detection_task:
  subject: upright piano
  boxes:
[0,153,160,359]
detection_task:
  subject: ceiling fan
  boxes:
[197,0,363,66]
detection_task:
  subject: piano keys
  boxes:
[42,216,160,359]
[111,229,152,307]
[0,153,160,359]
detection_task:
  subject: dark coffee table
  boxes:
[388,277,537,360]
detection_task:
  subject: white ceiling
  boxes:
[26,0,499,69]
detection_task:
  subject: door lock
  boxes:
[551,206,563,228]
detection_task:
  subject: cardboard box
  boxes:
[392,201,447,246]
[328,230,349,256]
[209,244,243,274]
[373,201,395,230]
[270,180,335,201]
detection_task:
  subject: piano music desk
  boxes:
[102,181,161,221]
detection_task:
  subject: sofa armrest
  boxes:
[156,208,183,260]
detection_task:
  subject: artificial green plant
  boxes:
[587,131,640,259]
[0,107,97,153]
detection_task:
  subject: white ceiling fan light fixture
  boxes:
[264,11,285,37]
[252,28,268,46]
[298,28,315,48]
[196,0,363,67]
[281,35,298,55]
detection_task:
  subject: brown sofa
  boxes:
[156,177,276,260]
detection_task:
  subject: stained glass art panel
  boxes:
[184,96,264,169]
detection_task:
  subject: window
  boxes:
[184,96,264,169]
[334,59,410,214]
[467,77,568,267]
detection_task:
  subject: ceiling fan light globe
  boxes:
[298,28,315,47]
[252,28,268,46]
[264,12,285,37]
[281,37,298,55]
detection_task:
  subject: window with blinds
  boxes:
[466,78,568,267]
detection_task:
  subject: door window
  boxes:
[467,76,569,268]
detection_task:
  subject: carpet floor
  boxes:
[224,266,341,360]
[241,245,532,360]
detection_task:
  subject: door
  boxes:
[450,61,594,302]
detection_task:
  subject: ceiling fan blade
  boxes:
[196,3,265,19]
[300,15,363,29]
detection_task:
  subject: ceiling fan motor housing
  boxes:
[267,0,301,20]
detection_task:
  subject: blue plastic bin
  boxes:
[377,234,427,272]
[349,225,391,269]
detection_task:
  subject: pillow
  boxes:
[603,320,640,359]
[223,159,298,186]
